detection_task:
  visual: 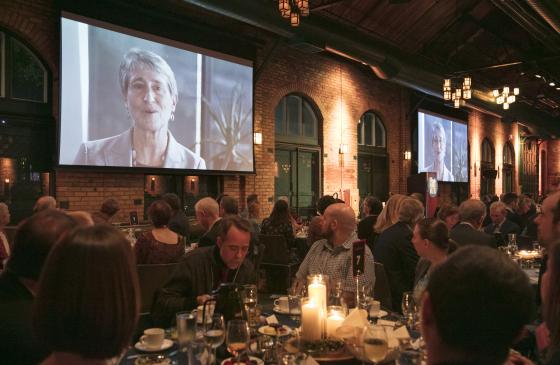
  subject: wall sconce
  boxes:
[253,132,263,145]
[403,150,411,160]
[4,178,9,184]
[4,178,10,194]
[339,143,349,154]
[473,162,477,177]
[190,178,196,191]
[150,177,155,191]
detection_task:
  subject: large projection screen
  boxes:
[59,14,254,173]
[418,110,468,183]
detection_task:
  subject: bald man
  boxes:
[32,196,56,214]
[295,203,375,306]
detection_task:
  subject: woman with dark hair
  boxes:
[260,199,294,247]
[135,200,185,264]
[436,203,460,230]
[411,218,456,302]
[33,225,139,365]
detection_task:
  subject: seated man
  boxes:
[295,203,375,307]
[450,199,496,248]
[91,198,120,225]
[195,197,222,247]
[0,210,76,365]
[421,245,533,365]
[152,216,255,326]
[483,201,520,239]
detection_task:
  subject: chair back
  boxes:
[136,263,179,314]
[373,262,392,310]
[259,234,290,264]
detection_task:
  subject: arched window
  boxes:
[274,94,321,217]
[502,142,515,193]
[481,138,495,196]
[358,111,386,147]
[0,30,52,223]
[357,111,388,204]
[275,94,318,145]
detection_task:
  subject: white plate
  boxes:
[220,356,264,365]
[134,339,174,352]
[272,306,301,316]
[373,310,388,318]
[258,325,292,337]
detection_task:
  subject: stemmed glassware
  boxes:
[242,284,258,329]
[204,314,225,365]
[363,325,388,364]
[226,319,250,364]
[401,292,417,329]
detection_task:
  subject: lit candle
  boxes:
[301,298,322,341]
[326,307,345,337]
[308,281,327,307]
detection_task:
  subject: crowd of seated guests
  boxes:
[135,200,185,265]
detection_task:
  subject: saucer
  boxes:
[258,325,292,337]
[272,306,301,316]
[135,339,174,352]
[220,356,264,365]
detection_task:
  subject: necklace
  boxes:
[131,129,169,167]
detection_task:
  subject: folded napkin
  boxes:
[266,314,279,325]
[341,308,369,328]
[300,355,319,365]
[383,325,411,349]
[377,319,397,327]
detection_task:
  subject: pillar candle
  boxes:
[301,299,322,341]
[326,310,345,337]
[308,282,327,307]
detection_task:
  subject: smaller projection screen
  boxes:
[418,110,468,183]
[59,13,254,173]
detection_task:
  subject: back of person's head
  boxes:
[33,225,139,360]
[544,241,560,351]
[218,215,251,240]
[502,192,518,207]
[317,195,337,215]
[374,194,407,233]
[162,193,181,212]
[437,204,459,221]
[398,197,424,226]
[7,210,75,280]
[246,194,259,205]
[148,200,172,228]
[458,199,486,224]
[363,196,383,216]
[416,218,455,253]
[270,199,290,224]
[425,245,533,364]
[220,196,239,216]
[33,196,56,214]
[0,202,9,225]
[100,198,120,218]
[409,192,425,205]
[195,197,219,217]
[248,200,260,219]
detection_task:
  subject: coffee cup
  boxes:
[274,296,289,312]
[369,300,381,318]
[140,328,165,349]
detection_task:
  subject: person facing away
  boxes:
[151,215,255,327]
[135,200,185,264]
[162,193,190,239]
[33,225,139,365]
[373,197,423,312]
[357,195,383,250]
[295,203,375,308]
[450,199,496,249]
[33,196,56,214]
[421,245,533,365]
[0,210,75,365]
[195,197,222,248]
[260,199,295,248]
[91,198,120,225]
[306,195,337,247]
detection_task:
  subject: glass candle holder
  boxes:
[326,305,346,338]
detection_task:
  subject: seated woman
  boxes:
[135,200,185,264]
[436,203,460,231]
[33,225,139,365]
[411,218,456,302]
[260,199,295,248]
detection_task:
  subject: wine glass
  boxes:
[363,325,388,364]
[401,291,417,329]
[243,284,258,328]
[204,314,225,365]
[226,319,250,364]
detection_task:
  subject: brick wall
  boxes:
[547,140,560,192]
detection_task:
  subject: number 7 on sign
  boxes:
[352,240,366,276]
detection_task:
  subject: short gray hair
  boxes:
[398,197,424,226]
[195,197,219,217]
[432,121,446,143]
[119,48,178,101]
[459,199,486,223]
[489,201,507,214]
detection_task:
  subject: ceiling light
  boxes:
[493,86,519,109]
[443,75,471,108]
[550,82,556,87]
[278,0,309,26]
[536,74,542,78]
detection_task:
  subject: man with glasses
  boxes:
[152,216,255,327]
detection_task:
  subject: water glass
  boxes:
[242,284,258,327]
[533,241,541,253]
[401,292,417,328]
[176,311,196,351]
[226,320,250,364]
[188,338,211,365]
[363,325,388,364]
[204,314,225,365]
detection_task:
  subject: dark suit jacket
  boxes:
[169,210,190,239]
[506,209,524,231]
[0,271,50,365]
[482,218,520,236]
[373,221,419,312]
[450,223,497,249]
[198,219,223,248]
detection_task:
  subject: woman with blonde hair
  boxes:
[374,194,407,234]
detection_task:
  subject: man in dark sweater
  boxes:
[152,216,255,326]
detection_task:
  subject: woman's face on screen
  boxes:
[432,129,446,159]
[125,66,176,133]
